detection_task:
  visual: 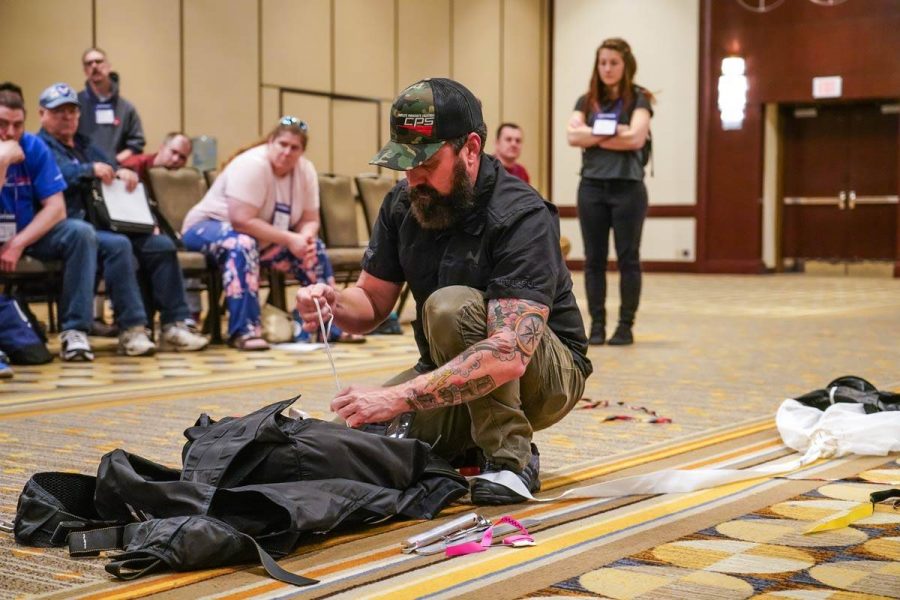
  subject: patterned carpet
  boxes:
[526,458,900,600]
[0,273,898,598]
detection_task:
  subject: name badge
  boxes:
[592,113,618,136]
[272,203,291,231]
[0,213,16,243]
[95,106,115,125]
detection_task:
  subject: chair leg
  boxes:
[267,271,287,311]
[203,269,224,345]
[47,298,57,334]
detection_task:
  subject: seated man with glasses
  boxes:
[182,117,364,350]
[38,82,209,357]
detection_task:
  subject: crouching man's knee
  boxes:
[421,286,486,363]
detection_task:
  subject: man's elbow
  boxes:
[506,359,528,381]
[51,204,66,225]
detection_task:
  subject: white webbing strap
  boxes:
[313,297,342,392]
[473,442,827,503]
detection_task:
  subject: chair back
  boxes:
[318,174,360,247]
[354,174,394,235]
[204,169,218,188]
[146,167,207,234]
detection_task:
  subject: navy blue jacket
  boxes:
[38,129,116,219]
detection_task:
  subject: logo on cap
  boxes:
[397,114,434,137]
[39,83,80,109]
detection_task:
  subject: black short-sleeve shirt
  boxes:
[575,87,653,181]
[363,154,592,377]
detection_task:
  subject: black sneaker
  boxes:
[470,444,541,505]
[607,324,633,346]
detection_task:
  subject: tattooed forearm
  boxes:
[400,298,550,412]
[406,376,496,410]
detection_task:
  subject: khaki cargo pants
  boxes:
[384,286,586,470]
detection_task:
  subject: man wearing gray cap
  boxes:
[296,78,591,505]
[38,83,207,357]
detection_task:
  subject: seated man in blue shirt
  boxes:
[37,83,208,356]
[0,86,98,361]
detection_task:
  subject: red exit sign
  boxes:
[812,76,842,99]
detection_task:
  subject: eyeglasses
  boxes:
[279,116,308,131]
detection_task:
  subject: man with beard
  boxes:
[295,78,591,505]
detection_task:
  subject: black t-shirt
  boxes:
[362,154,592,377]
[574,87,653,181]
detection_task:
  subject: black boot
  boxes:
[588,323,606,345]
[607,323,633,346]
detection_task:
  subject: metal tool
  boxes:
[401,512,490,554]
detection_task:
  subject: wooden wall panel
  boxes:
[332,100,380,179]
[334,0,394,99]
[0,0,92,132]
[183,0,259,164]
[282,92,331,173]
[96,0,180,150]
[697,0,900,273]
[397,0,451,89]
[260,86,280,134]
[452,0,501,156]
[503,0,544,192]
[262,0,331,91]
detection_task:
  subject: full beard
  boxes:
[408,157,476,230]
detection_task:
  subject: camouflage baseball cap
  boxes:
[370,78,484,171]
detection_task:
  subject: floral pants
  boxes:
[183,220,334,339]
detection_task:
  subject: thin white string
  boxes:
[313,297,342,392]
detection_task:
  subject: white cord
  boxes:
[313,297,342,392]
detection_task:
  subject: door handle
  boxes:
[848,190,856,210]
[838,190,847,210]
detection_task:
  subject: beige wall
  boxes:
[553,0,699,261]
[0,0,92,133]
[1,0,549,191]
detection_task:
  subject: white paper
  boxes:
[0,214,15,242]
[101,180,155,226]
[272,342,326,352]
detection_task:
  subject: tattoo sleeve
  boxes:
[403,298,549,411]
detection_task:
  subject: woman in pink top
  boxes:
[183,117,363,350]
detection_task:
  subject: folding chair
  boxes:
[145,167,223,344]
[318,174,366,287]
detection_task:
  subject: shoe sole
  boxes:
[117,347,156,357]
[470,483,542,506]
[158,340,210,352]
[61,352,94,362]
[0,370,13,379]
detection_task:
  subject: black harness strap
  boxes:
[67,524,128,557]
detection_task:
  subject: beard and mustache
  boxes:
[408,155,477,230]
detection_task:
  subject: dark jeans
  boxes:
[577,178,648,330]
[25,219,97,333]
